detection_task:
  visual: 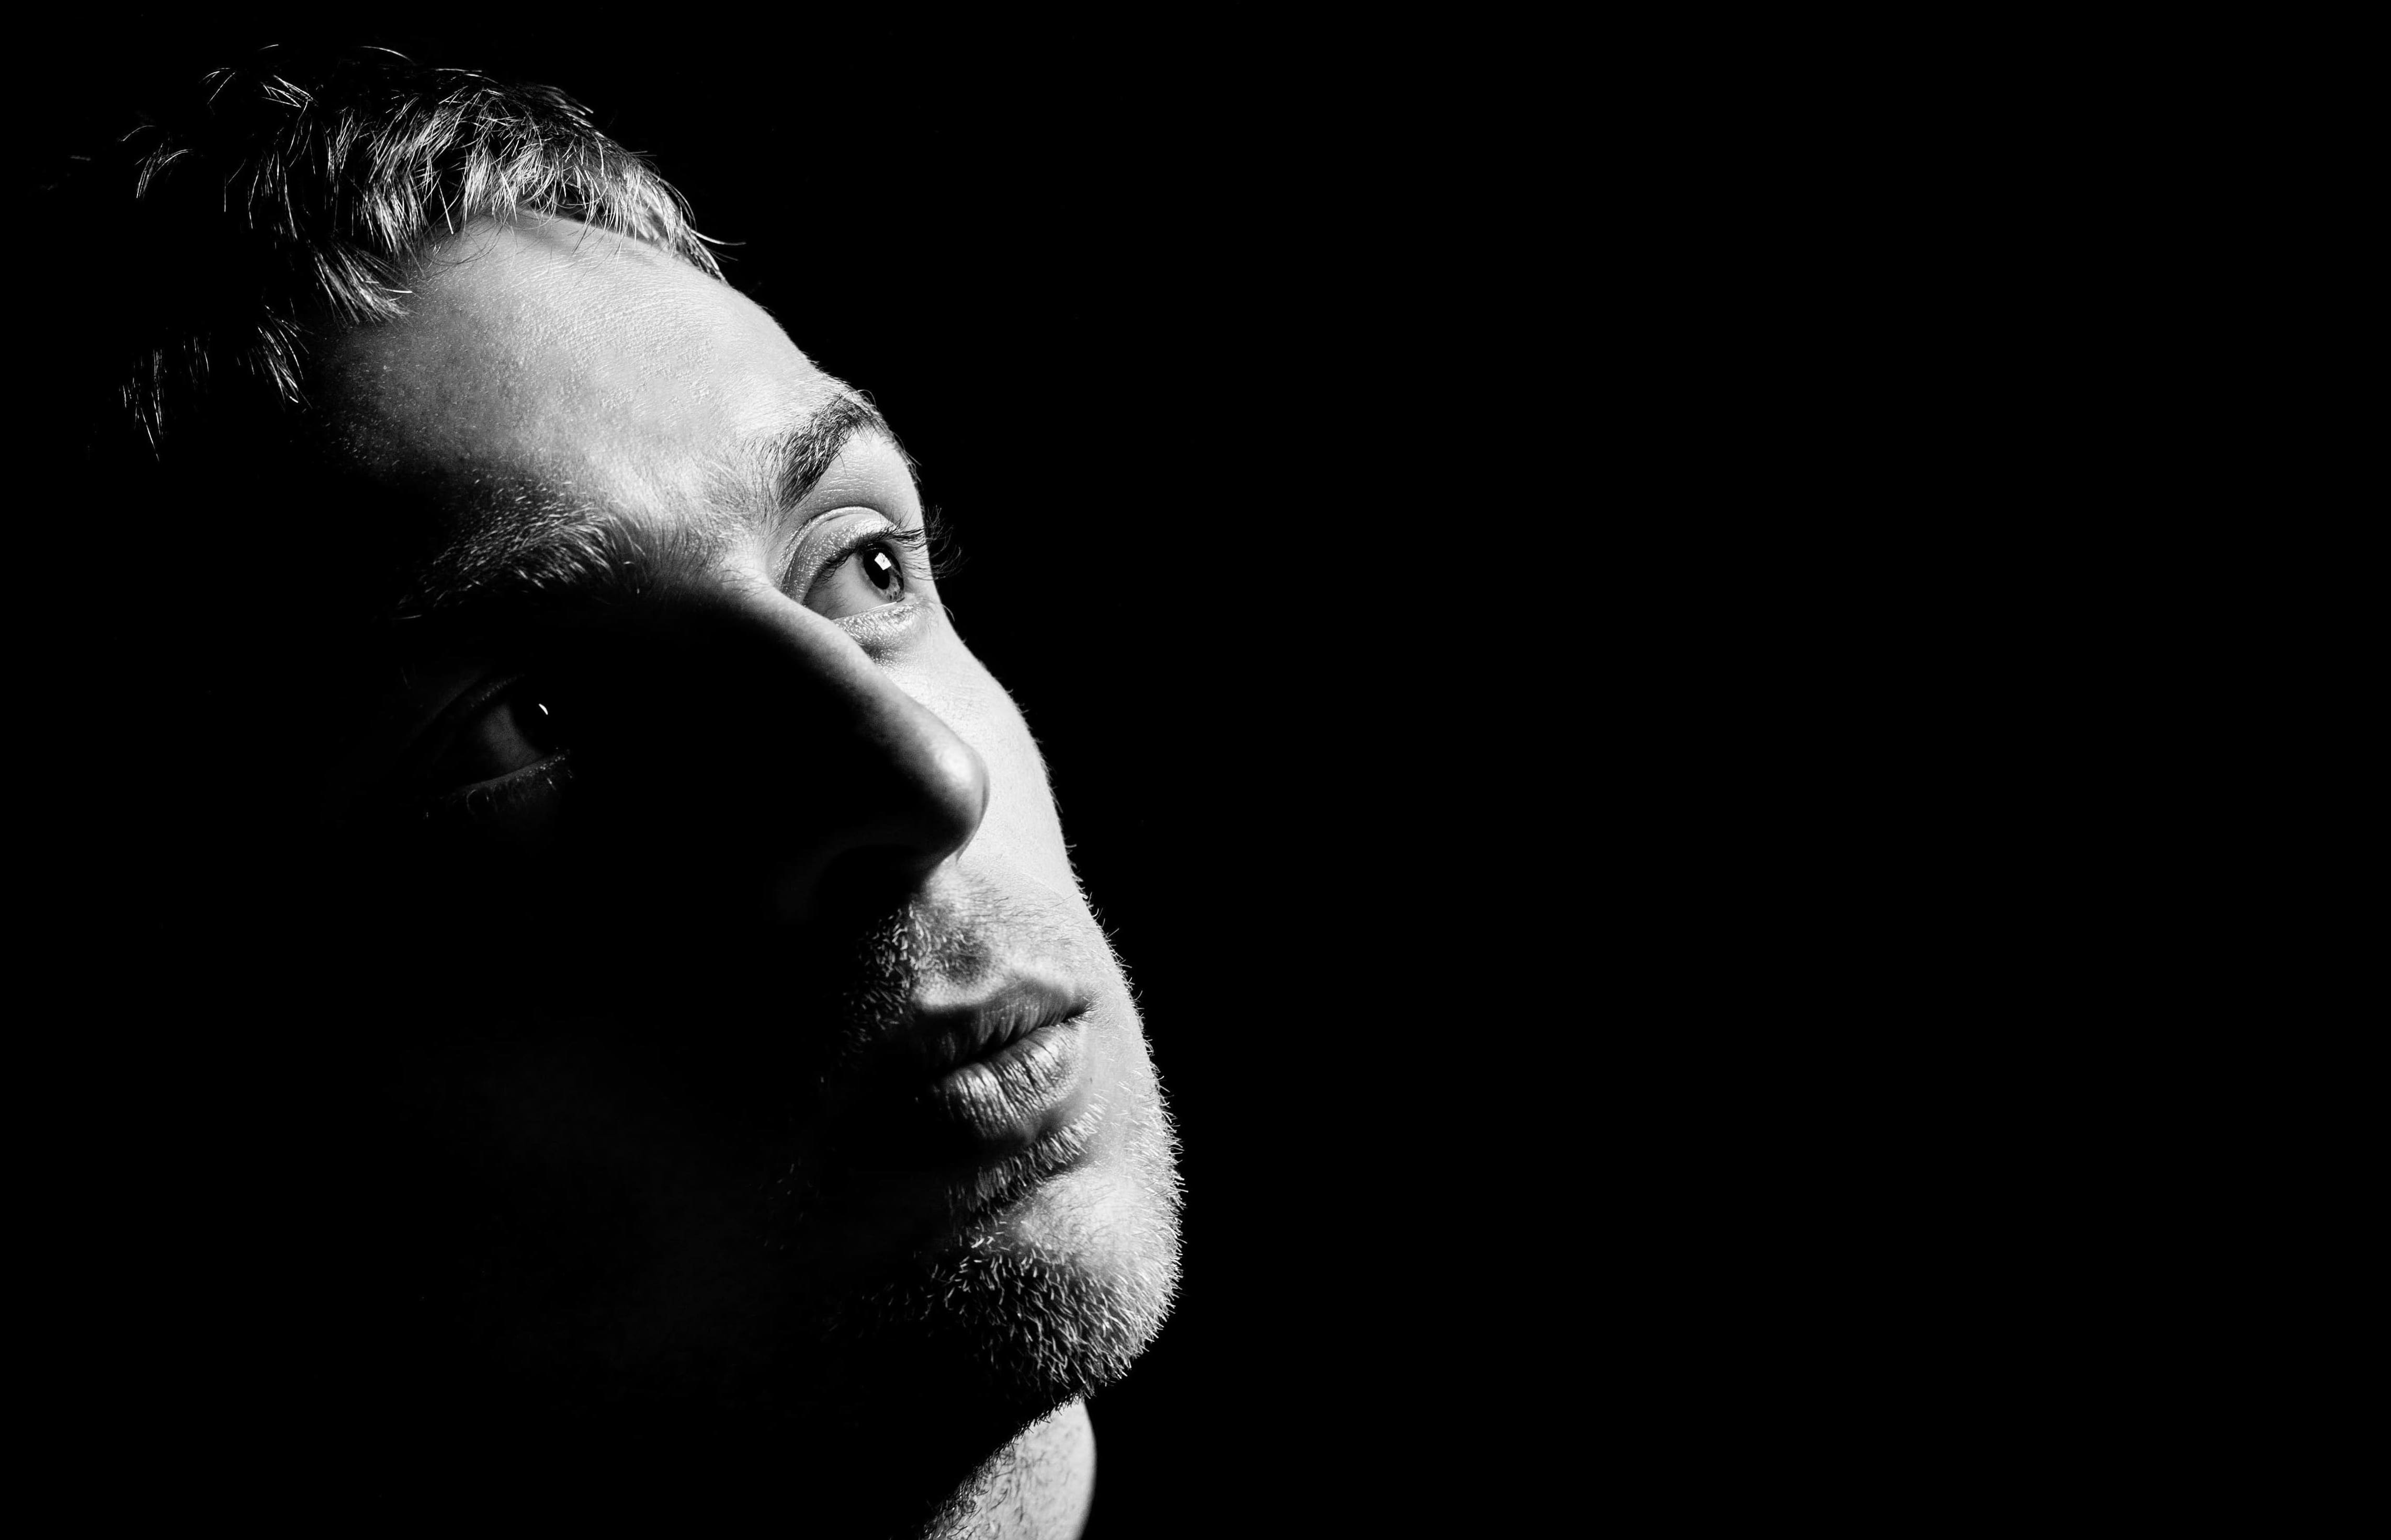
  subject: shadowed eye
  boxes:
[432,681,568,790]
[807,530,921,619]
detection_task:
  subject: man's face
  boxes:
[303,218,1177,1420]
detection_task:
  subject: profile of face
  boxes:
[282,215,1178,1446]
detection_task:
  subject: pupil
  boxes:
[865,548,900,592]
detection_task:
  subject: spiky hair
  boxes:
[69,46,721,455]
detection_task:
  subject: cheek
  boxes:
[979,692,1079,898]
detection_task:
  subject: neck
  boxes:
[930,1401,1096,1539]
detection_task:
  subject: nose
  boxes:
[645,587,990,926]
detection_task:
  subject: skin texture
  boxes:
[284,218,1178,1532]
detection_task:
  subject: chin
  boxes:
[822,1081,1183,1422]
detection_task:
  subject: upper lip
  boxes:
[908,973,1087,1079]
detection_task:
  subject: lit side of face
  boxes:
[306,216,1177,1420]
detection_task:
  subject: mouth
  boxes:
[926,1003,1091,1145]
[914,976,1079,1073]
[823,976,1100,1205]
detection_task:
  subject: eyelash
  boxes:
[420,747,573,823]
[827,501,962,583]
[817,517,939,593]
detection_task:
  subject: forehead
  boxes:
[320,217,840,500]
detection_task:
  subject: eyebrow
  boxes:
[395,389,899,629]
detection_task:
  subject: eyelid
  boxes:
[421,747,573,819]
[785,508,930,603]
[403,672,573,820]
[412,670,531,766]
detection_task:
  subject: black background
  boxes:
[12,18,2246,1528]
[19,12,1567,1533]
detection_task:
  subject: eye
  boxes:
[806,529,921,620]
[429,679,569,791]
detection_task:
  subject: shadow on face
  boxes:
[95,219,1182,1497]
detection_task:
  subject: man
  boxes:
[44,48,1181,1535]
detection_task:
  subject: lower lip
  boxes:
[926,1013,1094,1151]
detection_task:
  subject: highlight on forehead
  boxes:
[396,390,903,623]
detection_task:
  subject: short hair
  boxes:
[53,45,720,462]
[30,47,727,824]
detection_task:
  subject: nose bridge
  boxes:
[671,587,991,920]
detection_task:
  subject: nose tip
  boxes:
[855,697,992,880]
[766,636,994,928]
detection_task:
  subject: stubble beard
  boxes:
[772,886,1185,1431]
